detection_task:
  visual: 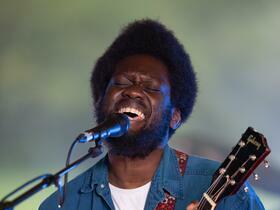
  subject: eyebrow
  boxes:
[117,72,157,81]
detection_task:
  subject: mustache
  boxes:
[106,104,173,158]
[96,98,149,123]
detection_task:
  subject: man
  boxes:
[39,19,264,210]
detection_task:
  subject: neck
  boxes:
[108,148,164,189]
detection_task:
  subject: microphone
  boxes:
[77,113,130,143]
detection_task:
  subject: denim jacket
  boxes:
[39,145,264,210]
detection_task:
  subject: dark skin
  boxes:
[100,54,181,189]
[108,149,164,189]
[100,54,198,209]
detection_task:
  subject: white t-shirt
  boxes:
[109,182,151,210]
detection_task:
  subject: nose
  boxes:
[122,84,144,100]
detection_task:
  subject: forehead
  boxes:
[113,54,170,83]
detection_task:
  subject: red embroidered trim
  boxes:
[175,150,187,176]
[154,149,188,210]
[155,191,176,210]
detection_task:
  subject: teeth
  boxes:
[117,107,145,120]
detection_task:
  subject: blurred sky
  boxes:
[1,1,280,209]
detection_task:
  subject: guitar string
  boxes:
[197,162,231,209]
[198,145,241,209]
[197,173,225,210]
[197,142,244,209]
[211,176,231,201]
[211,156,252,201]
[202,146,254,209]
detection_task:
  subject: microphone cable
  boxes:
[57,137,80,208]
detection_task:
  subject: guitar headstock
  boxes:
[206,127,271,205]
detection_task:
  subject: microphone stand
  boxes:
[0,145,103,210]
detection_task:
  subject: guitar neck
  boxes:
[196,127,270,210]
[197,196,216,210]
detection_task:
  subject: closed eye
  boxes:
[144,87,160,92]
[111,76,132,87]
[114,82,130,86]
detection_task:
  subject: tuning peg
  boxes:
[239,167,246,173]
[238,141,245,147]
[229,179,236,186]
[264,159,270,168]
[229,155,235,161]
[249,155,256,161]
[219,168,226,174]
[253,173,259,181]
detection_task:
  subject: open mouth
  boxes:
[117,107,145,121]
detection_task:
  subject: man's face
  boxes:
[96,54,177,158]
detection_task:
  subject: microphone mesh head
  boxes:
[107,113,130,137]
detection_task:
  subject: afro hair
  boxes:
[91,19,197,134]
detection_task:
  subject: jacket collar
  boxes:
[87,144,184,199]
[151,145,184,199]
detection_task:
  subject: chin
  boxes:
[107,121,169,159]
[98,104,172,158]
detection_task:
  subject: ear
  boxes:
[170,108,181,130]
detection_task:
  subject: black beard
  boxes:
[95,105,172,159]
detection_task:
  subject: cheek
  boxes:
[151,94,171,112]
[101,88,121,111]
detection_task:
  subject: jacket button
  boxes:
[100,184,105,188]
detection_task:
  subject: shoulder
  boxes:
[175,153,264,209]
[170,147,220,177]
[185,155,265,209]
[186,155,220,176]
[39,157,107,210]
[216,182,265,210]
[171,147,220,176]
[172,151,221,207]
[39,169,90,210]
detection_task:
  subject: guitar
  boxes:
[197,127,271,210]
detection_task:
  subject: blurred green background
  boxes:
[1,1,279,209]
